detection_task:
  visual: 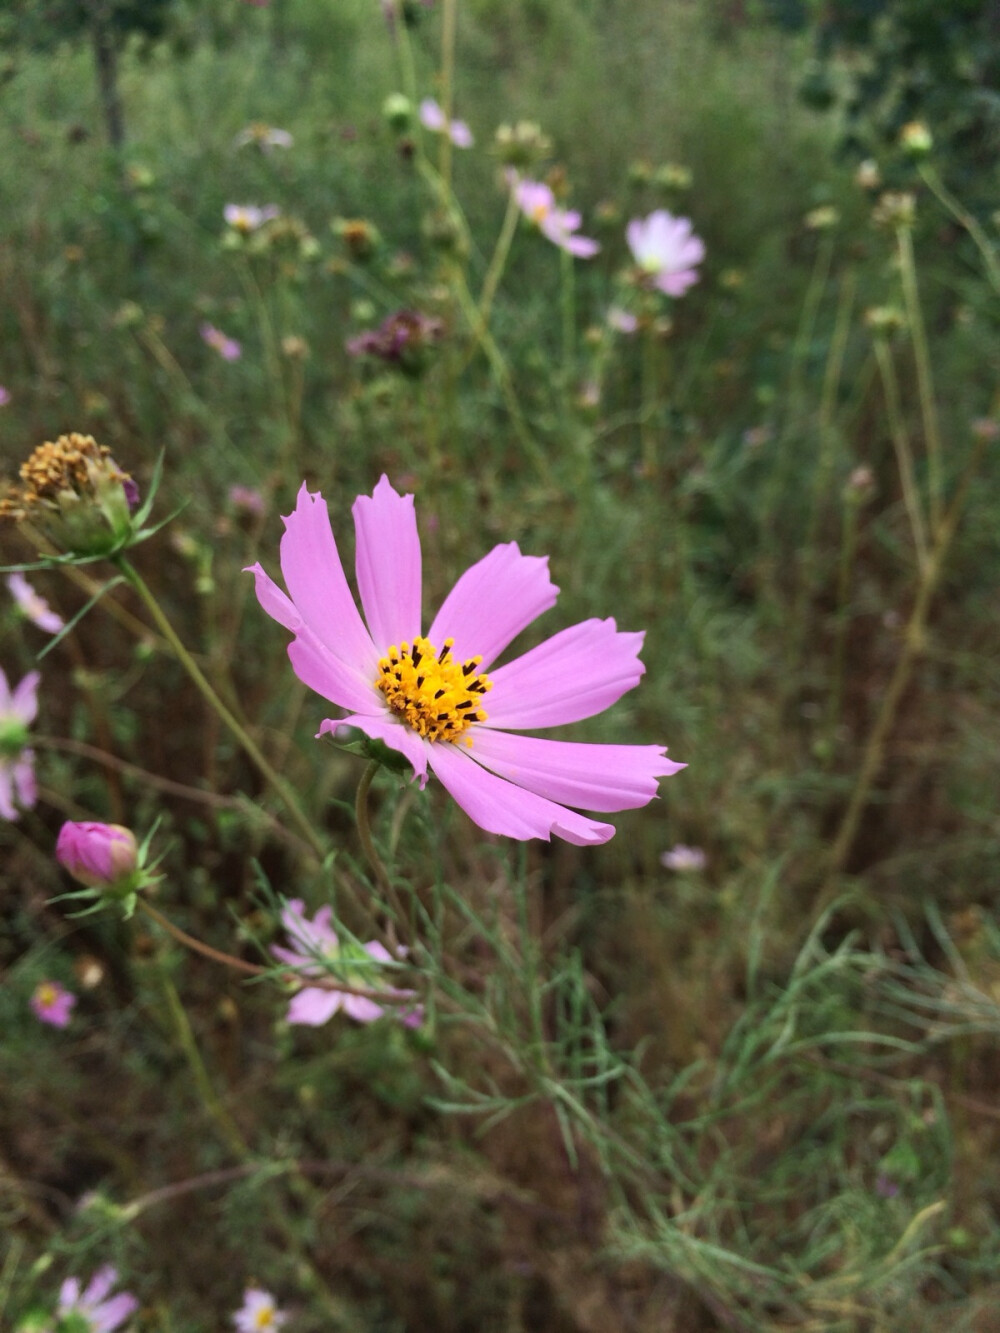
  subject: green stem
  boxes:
[825,498,860,751]
[438,0,458,196]
[560,243,576,387]
[918,163,1000,298]
[896,224,944,533]
[355,759,407,934]
[477,190,521,331]
[874,335,929,571]
[117,557,328,864]
[640,325,658,474]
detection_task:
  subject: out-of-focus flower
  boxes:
[660,843,706,872]
[900,121,932,155]
[626,210,705,297]
[346,309,443,374]
[607,306,639,335]
[233,123,293,151]
[653,162,692,191]
[201,323,242,362]
[742,425,774,450]
[31,980,76,1028]
[493,120,551,171]
[228,485,267,517]
[875,1173,900,1199]
[56,822,139,892]
[419,97,473,149]
[0,434,138,557]
[0,668,38,821]
[247,477,683,844]
[6,572,64,633]
[333,217,381,261]
[224,204,280,234]
[57,1266,138,1331]
[864,305,905,337]
[382,92,413,132]
[872,191,916,229]
[233,1287,288,1331]
[804,205,839,230]
[513,179,599,259]
[856,158,881,191]
[845,465,876,503]
[0,386,10,406]
[272,899,421,1027]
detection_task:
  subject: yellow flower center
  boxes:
[530,202,550,224]
[37,984,57,1007]
[375,636,491,745]
[253,1310,275,1330]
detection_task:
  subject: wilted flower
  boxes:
[247,477,683,844]
[228,484,267,517]
[660,843,706,872]
[0,434,139,558]
[56,1266,138,1331]
[233,123,293,151]
[224,203,281,234]
[201,323,242,362]
[0,668,38,822]
[513,179,599,258]
[7,572,64,633]
[333,217,381,261]
[272,900,420,1027]
[626,210,705,297]
[419,97,473,149]
[346,309,443,374]
[56,821,139,892]
[31,979,76,1028]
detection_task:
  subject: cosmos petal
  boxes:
[318,712,430,786]
[353,475,422,650]
[287,625,383,714]
[288,987,344,1025]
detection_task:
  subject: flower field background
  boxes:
[2,0,1000,1328]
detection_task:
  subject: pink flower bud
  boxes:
[56,821,138,890]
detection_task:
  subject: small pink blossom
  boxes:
[7,571,65,633]
[272,899,421,1027]
[31,979,77,1028]
[233,1286,288,1331]
[247,478,683,844]
[57,1265,137,1330]
[0,667,38,821]
[56,821,138,890]
[0,386,9,406]
[607,306,639,335]
[626,210,705,297]
[201,323,242,362]
[514,179,599,259]
[661,843,706,872]
[229,485,267,516]
[419,98,473,149]
[224,203,280,233]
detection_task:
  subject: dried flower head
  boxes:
[493,120,552,171]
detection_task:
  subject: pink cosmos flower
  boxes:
[223,203,281,233]
[233,1287,287,1331]
[0,667,39,821]
[229,484,267,516]
[31,979,77,1028]
[514,179,599,259]
[660,843,706,872]
[419,97,473,148]
[7,571,65,633]
[201,323,242,362]
[272,899,420,1026]
[0,386,10,406]
[57,1265,138,1331]
[247,477,683,844]
[56,821,138,890]
[626,210,705,297]
[607,306,639,336]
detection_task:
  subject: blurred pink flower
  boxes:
[7,571,64,633]
[233,1287,287,1331]
[223,203,280,233]
[31,979,77,1028]
[626,210,705,297]
[514,179,599,259]
[0,386,9,406]
[607,306,639,335]
[272,899,420,1026]
[247,477,682,844]
[0,667,38,821]
[56,821,138,890]
[201,323,242,362]
[419,97,473,148]
[228,484,267,516]
[57,1265,137,1331]
[660,843,706,872]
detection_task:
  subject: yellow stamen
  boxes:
[375,635,492,746]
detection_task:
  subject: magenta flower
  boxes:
[31,979,77,1028]
[233,1287,288,1331]
[7,571,65,633]
[247,478,683,844]
[223,203,280,233]
[0,667,38,822]
[626,210,705,297]
[419,97,473,149]
[272,899,420,1026]
[201,323,242,362]
[57,1265,138,1331]
[514,179,599,259]
[56,821,138,890]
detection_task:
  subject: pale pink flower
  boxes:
[419,97,473,149]
[0,386,9,406]
[31,979,77,1028]
[229,484,267,516]
[626,210,704,297]
[272,899,420,1027]
[201,323,242,362]
[7,571,65,633]
[660,843,706,872]
[57,1265,138,1331]
[247,477,683,844]
[607,306,639,335]
[0,667,39,821]
[233,1287,287,1331]
[56,821,138,890]
[514,179,599,259]
[223,203,280,233]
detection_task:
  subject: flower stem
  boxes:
[873,334,929,571]
[355,759,407,934]
[560,243,576,387]
[116,557,328,864]
[438,0,458,196]
[896,223,944,533]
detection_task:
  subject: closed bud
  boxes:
[56,821,138,893]
[382,93,413,132]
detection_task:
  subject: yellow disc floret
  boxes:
[375,635,492,745]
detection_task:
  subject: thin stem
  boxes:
[640,325,658,474]
[873,335,929,571]
[918,163,1000,298]
[355,759,408,934]
[116,557,328,864]
[438,0,458,196]
[896,224,944,532]
[477,190,521,331]
[560,243,576,386]
[824,498,860,750]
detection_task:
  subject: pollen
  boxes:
[0,433,130,518]
[375,635,492,745]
